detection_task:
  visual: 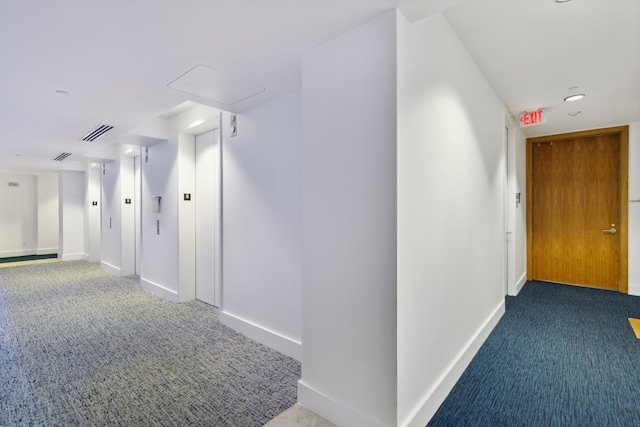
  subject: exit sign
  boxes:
[519,109,547,127]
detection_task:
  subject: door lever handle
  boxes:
[602,228,617,234]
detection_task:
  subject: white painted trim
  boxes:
[297,381,387,427]
[514,272,527,296]
[219,311,301,361]
[400,300,506,427]
[36,247,58,255]
[101,261,121,276]
[61,253,84,261]
[0,249,58,258]
[629,283,640,296]
[0,250,30,258]
[140,277,179,303]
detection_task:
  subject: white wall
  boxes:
[504,118,528,296]
[101,160,122,274]
[120,156,136,276]
[0,172,59,258]
[58,170,85,261]
[397,12,506,426]
[139,137,180,301]
[83,166,101,262]
[219,92,303,360]
[37,174,59,255]
[139,104,219,302]
[178,132,196,302]
[299,11,398,427]
[627,122,640,294]
[0,173,37,257]
[514,125,528,293]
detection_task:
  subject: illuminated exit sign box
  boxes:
[519,109,547,128]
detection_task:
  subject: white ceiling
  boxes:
[1,0,638,172]
[444,0,640,138]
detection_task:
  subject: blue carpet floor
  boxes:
[428,281,640,427]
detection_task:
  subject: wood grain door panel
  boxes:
[527,127,628,292]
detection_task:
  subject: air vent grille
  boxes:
[54,152,72,161]
[82,124,113,141]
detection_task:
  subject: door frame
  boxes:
[503,126,510,296]
[526,125,629,292]
[194,128,222,307]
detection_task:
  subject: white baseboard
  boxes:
[0,249,30,258]
[400,299,506,427]
[60,253,84,261]
[297,381,387,427]
[37,247,58,255]
[101,261,121,276]
[515,272,527,295]
[629,283,640,296]
[140,277,179,303]
[0,249,58,258]
[219,311,301,361]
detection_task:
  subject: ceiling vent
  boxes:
[82,124,113,142]
[54,152,72,161]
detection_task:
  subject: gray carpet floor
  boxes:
[0,261,300,426]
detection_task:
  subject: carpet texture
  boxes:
[0,261,300,426]
[427,281,640,427]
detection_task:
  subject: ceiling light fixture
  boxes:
[55,90,70,95]
[564,94,585,102]
[554,0,573,3]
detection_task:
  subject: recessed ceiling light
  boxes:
[564,94,585,102]
[55,90,70,95]
[568,111,582,116]
[554,0,573,3]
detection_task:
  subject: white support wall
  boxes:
[627,122,640,295]
[58,170,85,261]
[120,156,136,276]
[101,160,122,274]
[300,11,398,427]
[84,166,101,262]
[178,132,196,303]
[139,136,180,301]
[397,12,506,426]
[37,174,59,255]
[139,104,218,302]
[0,173,38,257]
[513,124,528,294]
[219,92,303,361]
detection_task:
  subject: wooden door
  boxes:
[527,126,628,292]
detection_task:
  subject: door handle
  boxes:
[602,228,617,234]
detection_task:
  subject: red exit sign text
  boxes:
[519,109,546,127]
